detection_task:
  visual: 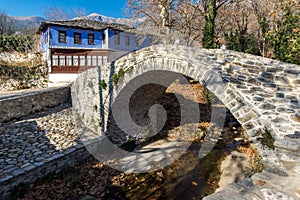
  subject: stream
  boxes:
[103,81,260,200]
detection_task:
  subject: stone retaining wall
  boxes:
[0,63,48,91]
[0,86,71,123]
[0,144,89,199]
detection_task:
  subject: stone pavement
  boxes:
[0,103,87,198]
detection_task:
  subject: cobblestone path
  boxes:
[0,103,83,184]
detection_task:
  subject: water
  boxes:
[106,126,254,200]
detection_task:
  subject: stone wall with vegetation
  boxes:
[0,60,48,91]
[0,86,70,123]
[0,33,47,91]
[71,66,102,133]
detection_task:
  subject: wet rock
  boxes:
[216,151,251,192]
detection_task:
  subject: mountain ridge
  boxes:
[11,16,45,28]
[9,13,135,28]
[7,13,143,33]
[72,13,133,25]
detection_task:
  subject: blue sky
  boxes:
[0,0,128,18]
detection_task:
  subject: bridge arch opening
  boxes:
[107,70,241,146]
[103,70,264,198]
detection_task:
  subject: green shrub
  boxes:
[112,68,125,85]
[0,34,34,53]
[257,128,275,150]
[99,79,107,90]
[225,31,261,56]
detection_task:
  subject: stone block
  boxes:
[238,111,258,124]
[259,103,276,110]
[274,139,299,151]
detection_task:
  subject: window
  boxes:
[88,34,94,45]
[98,56,102,66]
[59,55,65,66]
[125,35,130,46]
[103,56,107,64]
[115,31,120,45]
[92,56,97,66]
[58,31,66,43]
[87,56,92,65]
[74,32,81,44]
[43,32,48,45]
[66,56,72,66]
[80,56,85,66]
[73,56,79,66]
[52,55,58,66]
[45,35,48,44]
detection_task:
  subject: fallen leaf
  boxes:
[192,181,198,186]
[255,180,266,186]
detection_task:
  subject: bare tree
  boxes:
[0,10,15,35]
[125,0,239,47]
[174,1,204,46]
[189,0,236,48]
[249,0,296,57]
[71,7,87,18]
[43,6,69,21]
[125,0,204,46]
[124,0,172,40]
[250,0,277,57]
[0,10,8,34]
[216,0,257,39]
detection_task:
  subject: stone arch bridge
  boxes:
[71,44,300,198]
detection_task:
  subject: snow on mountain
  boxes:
[11,16,45,28]
[72,13,143,26]
[9,13,142,29]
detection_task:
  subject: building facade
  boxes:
[38,20,153,83]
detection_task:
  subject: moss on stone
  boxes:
[258,128,275,150]
[87,81,93,89]
[99,79,107,90]
[112,68,125,85]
